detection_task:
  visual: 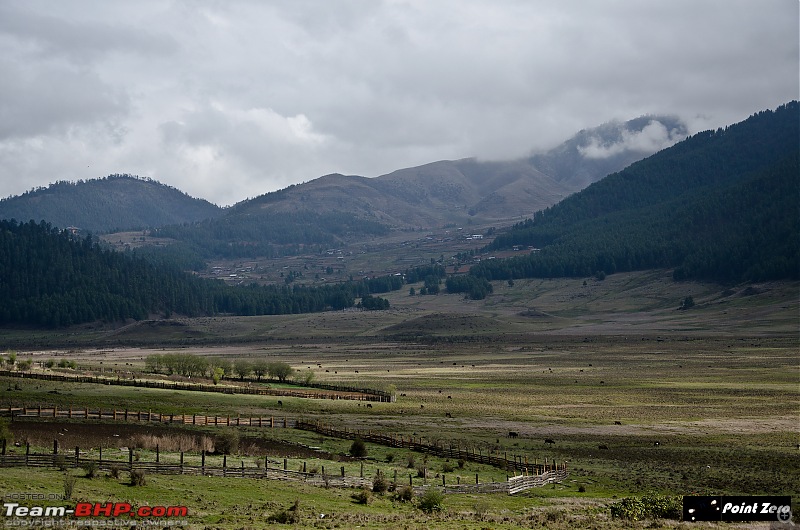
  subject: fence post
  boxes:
[129,448,133,470]
[180,452,184,472]
[476,473,479,485]
[201,451,206,470]
[26,442,30,464]
[283,458,287,471]
[360,461,363,478]
[75,446,79,466]
[156,444,159,463]
[341,466,345,477]
[99,447,102,464]
[53,439,58,455]
[302,461,306,473]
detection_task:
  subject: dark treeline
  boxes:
[445,275,494,300]
[479,102,799,283]
[0,220,391,327]
[403,264,446,284]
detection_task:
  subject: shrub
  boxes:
[109,465,122,479]
[457,458,466,469]
[63,475,76,500]
[53,455,68,471]
[473,499,490,520]
[418,488,444,513]
[81,461,97,479]
[372,469,389,494]
[268,500,300,524]
[352,487,371,505]
[394,485,414,503]
[442,462,455,473]
[214,429,239,455]
[609,494,681,520]
[349,438,367,458]
[129,469,146,487]
[406,454,416,469]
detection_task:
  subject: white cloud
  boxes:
[578,121,685,160]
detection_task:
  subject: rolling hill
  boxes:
[145,114,686,259]
[476,101,799,283]
[0,174,223,233]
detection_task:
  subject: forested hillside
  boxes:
[0,220,395,327]
[0,174,222,233]
[153,207,390,259]
[477,102,799,283]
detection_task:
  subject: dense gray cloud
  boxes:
[0,0,796,206]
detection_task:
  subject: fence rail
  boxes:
[0,370,392,402]
[0,448,565,495]
[0,408,568,495]
[296,420,567,476]
[1,406,295,428]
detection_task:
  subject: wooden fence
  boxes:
[1,406,294,428]
[0,444,565,495]
[296,420,567,476]
[0,408,568,494]
[0,370,393,402]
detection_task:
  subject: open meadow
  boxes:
[1,272,798,528]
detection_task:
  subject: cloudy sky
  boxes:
[1,0,797,206]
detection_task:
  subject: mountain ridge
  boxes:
[0,114,687,237]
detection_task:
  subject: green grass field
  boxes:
[1,272,798,528]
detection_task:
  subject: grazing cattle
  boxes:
[445,412,452,418]
[447,395,452,399]
[545,438,556,445]
[508,431,519,438]
[614,421,622,425]
[366,403,372,409]
[598,444,609,450]
[277,400,283,407]
[420,405,424,409]
[400,393,407,397]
